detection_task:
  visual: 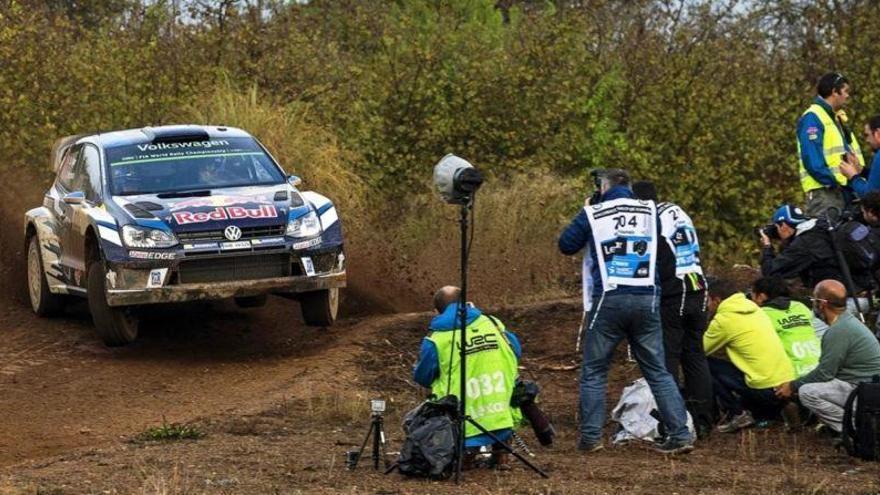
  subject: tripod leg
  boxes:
[377,417,389,468]
[352,418,373,470]
[372,419,381,470]
[465,417,549,478]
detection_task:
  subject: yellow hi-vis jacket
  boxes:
[798,103,865,193]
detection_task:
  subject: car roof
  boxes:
[74,125,254,149]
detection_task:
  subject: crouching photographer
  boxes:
[410,286,523,472]
[759,204,873,295]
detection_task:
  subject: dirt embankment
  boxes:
[2,299,879,494]
[2,170,878,494]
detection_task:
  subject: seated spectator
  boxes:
[759,204,872,292]
[775,280,880,434]
[413,286,521,470]
[750,277,821,377]
[703,277,796,433]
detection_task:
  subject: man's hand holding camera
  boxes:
[839,152,862,180]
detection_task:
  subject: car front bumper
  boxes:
[105,270,346,306]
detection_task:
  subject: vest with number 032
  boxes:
[657,202,704,281]
[428,315,519,437]
[762,302,821,378]
[798,104,865,193]
[583,198,658,293]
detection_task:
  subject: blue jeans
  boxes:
[579,293,692,444]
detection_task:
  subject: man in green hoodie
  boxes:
[775,280,880,433]
[704,277,796,433]
[750,277,821,378]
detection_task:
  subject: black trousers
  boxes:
[707,357,784,420]
[660,291,714,429]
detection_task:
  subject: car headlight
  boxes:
[286,210,322,238]
[121,225,178,248]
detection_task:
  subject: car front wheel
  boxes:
[26,235,66,316]
[300,288,338,327]
[87,260,139,346]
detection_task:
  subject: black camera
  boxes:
[511,380,555,446]
[588,168,606,206]
[756,224,780,240]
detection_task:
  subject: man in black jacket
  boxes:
[760,204,870,291]
[633,181,714,438]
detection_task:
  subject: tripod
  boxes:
[350,410,387,470]
[453,198,548,481]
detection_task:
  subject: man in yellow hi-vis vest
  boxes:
[413,286,521,470]
[797,72,865,217]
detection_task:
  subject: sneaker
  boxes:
[716,411,755,433]
[577,439,604,453]
[653,437,694,455]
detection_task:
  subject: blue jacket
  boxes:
[849,151,880,198]
[797,97,853,187]
[412,303,521,447]
[558,185,658,296]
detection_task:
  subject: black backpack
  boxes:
[396,395,460,479]
[842,376,880,461]
[834,221,880,273]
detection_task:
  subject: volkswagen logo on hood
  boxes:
[224,225,242,241]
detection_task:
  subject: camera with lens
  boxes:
[433,154,484,204]
[510,379,555,446]
[756,224,780,240]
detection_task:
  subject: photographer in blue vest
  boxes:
[559,169,694,455]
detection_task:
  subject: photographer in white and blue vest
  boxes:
[559,169,694,455]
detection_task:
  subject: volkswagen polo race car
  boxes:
[24,125,345,346]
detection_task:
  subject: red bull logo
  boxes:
[172,205,278,225]
[169,194,272,211]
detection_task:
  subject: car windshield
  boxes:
[105,137,286,195]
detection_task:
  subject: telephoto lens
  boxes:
[520,402,555,446]
[511,380,555,446]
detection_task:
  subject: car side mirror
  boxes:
[62,191,85,205]
[287,175,303,187]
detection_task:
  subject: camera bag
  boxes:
[842,375,880,461]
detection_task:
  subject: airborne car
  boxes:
[25,125,345,346]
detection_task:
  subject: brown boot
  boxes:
[491,449,511,471]
[461,450,479,471]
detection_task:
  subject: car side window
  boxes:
[56,145,81,191]
[80,145,103,202]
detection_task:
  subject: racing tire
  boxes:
[26,235,66,317]
[234,294,268,308]
[87,260,139,347]
[300,288,339,327]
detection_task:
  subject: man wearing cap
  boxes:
[559,169,693,455]
[797,72,864,217]
[759,204,867,291]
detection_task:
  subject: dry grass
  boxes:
[182,82,368,231]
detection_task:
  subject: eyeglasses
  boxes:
[833,73,845,86]
[809,297,829,304]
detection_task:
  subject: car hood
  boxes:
[109,185,300,233]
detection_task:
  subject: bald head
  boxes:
[433,286,461,313]
[814,279,847,310]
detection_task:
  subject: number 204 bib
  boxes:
[584,198,658,291]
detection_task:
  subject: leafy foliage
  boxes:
[4,0,879,303]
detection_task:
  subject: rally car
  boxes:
[24,125,346,346]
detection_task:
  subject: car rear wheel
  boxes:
[27,235,66,316]
[234,294,268,308]
[87,260,139,346]
[300,288,338,327]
